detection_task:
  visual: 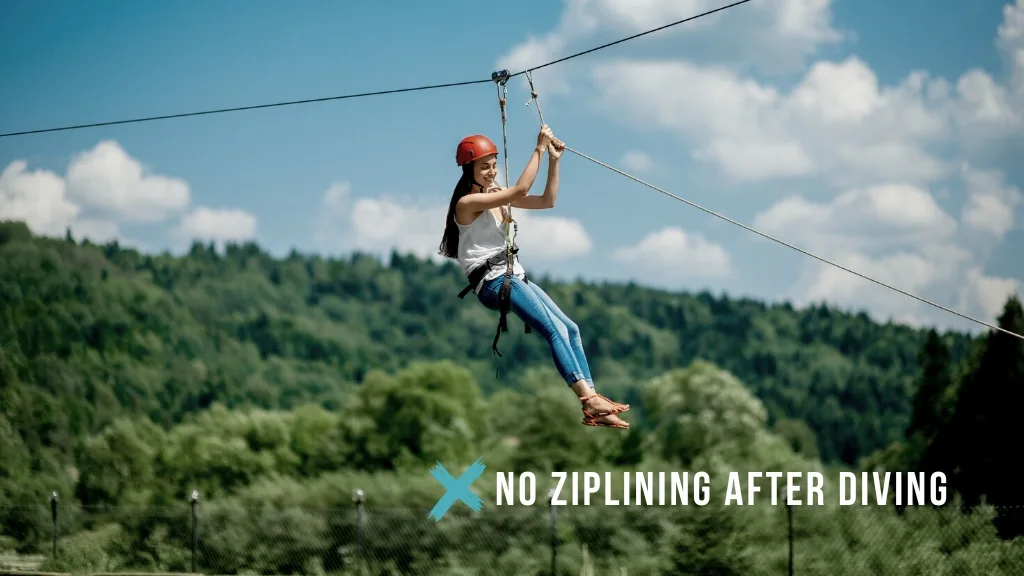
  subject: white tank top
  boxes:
[456,206,526,292]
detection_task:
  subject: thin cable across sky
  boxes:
[0,0,753,138]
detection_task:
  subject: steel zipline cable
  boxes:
[0,0,753,138]
[0,79,492,138]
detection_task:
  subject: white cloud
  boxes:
[947,1,1024,144]
[0,160,79,236]
[497,0,844,93]
[70,219,121,244]
[314,185,593,262]
[65,140,190,222]
[752,175,1018,329]
[960,163,1022,240]
[801,251,938,319]
[350,196,447,260]
[0,157,121,244]
[587,0,723,33]
[958,268,1021,325]
[554,0,1024,191]
[576,1,1024,332]
[752,183,958,253]
[1,140,251,249]
[313,181,352,250]
[175,206,257,244]
[999,0,1024,52]
[591,57,951,185]
[321,182,350,213]
[997,0,1024,96]
[609,226,733,280]
[496,0,601,94]
[513,210,593,260]
[954,69,1020,130]
[620,151,652,172]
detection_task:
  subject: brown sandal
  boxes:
[580,393,629,419]
[582,416,629,429]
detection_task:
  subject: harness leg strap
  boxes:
[456,260,532,356]
[522,273,531,334]
[493,273,513,356]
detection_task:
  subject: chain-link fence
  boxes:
[2,492,1024,575]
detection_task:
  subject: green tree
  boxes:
[487,367,615,473]
[156,404,298,498]
[951,296,1024,538]
[907,329,954,440]
[900,329,957,504]
[288,404,348,476]
[0,220,979,470]
[343,361,490,471]
[644,360,769,466]
[74,417,165,505]
[771,417,821,461]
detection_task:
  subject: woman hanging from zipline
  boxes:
[438,124,630,429]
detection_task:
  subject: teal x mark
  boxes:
[427,457,486,522]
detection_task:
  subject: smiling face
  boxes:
[472,154,498,190]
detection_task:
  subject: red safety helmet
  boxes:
[456,135,498,166]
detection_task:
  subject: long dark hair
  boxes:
[438,163,476,259]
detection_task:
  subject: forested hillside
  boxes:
[0,219,974,473]
[3,218,1024,574]
[0,218,977,477]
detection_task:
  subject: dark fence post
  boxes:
[353,489,365,558]
[49,491,58,559]
[190,490,199,573]
[787,502,793,576]
[547,488,557,576]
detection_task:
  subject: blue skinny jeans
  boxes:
[477,275,594,388]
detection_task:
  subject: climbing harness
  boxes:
[456,69,532,359]
[456,251,532,358]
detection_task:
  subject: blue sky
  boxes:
[2,0,1022,334]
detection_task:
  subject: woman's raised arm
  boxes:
[513,137,563,210]
[458,126,553,213]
